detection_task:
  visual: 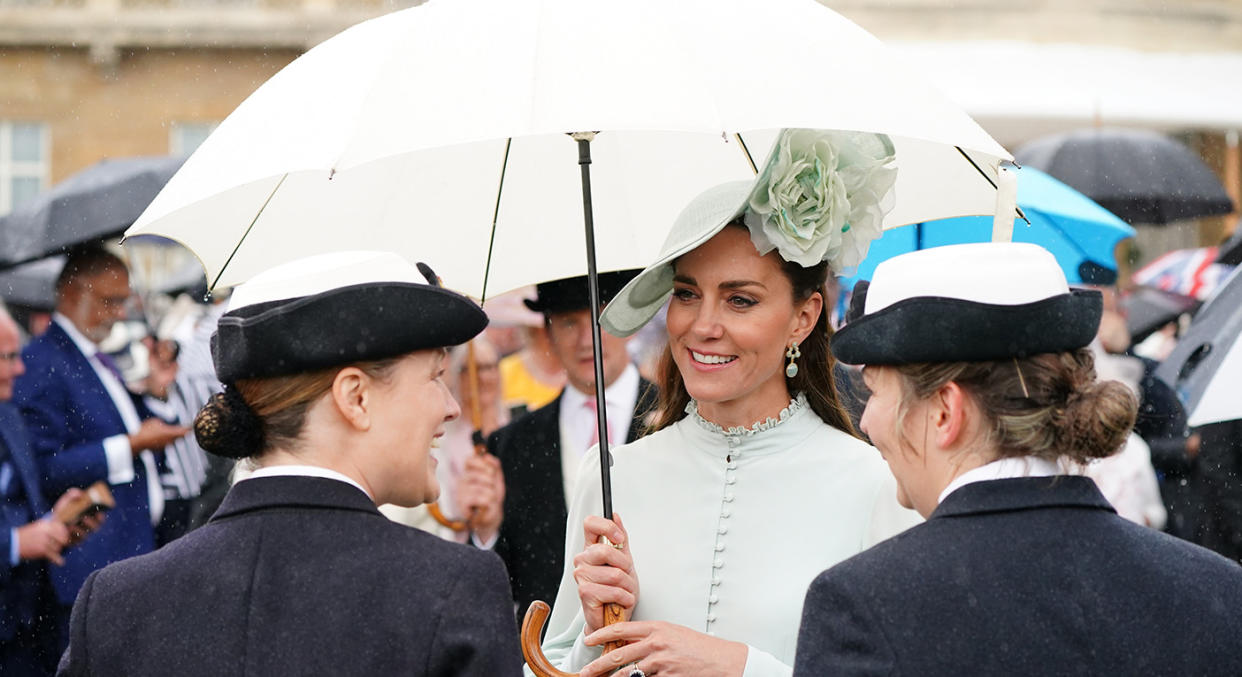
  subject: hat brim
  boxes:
[213,282,487,381]
[831,289,1103,365]
[601,182,751,337]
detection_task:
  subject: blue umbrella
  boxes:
[840,166,1135,291]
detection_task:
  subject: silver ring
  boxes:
[628,663,646,677]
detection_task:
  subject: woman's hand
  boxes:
[575,513,638,634]
[456,454,505,542]
[580,620,748,677]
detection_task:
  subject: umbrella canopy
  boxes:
[1156,266,1242,427]
[1133,247,1232,301]
[127,0,1010,297]
[0,155,185,269]
[1122,286,1201,344]
[1217,223,1242,266]
[839,165,1134,289]
[0,256,63,310]
[1014,127,1233,225]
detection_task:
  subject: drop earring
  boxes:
[785,341,801,378]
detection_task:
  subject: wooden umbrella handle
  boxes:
[522,600,628,677]
[427,340,489,532]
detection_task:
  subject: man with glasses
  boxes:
[12,246,187,658]
[458,270,656,619]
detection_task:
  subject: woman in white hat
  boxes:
[57,251,523,676]
[538,130,921,677]
[793,243,1242,676]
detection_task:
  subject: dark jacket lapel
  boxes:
[0,403,49,516]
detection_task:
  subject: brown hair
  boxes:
[648,224,858,437]
[890,348,1137,464]
[195,359,399,459]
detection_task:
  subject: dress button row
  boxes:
[723,493,734,502]
[713,558,724,568]
[707,613,717,623]
[709,594,719,604]
[715,542,725,552]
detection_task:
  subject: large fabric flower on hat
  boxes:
[744,128,897,270]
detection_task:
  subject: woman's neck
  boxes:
[694,379,796,430]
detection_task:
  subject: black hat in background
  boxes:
[213,251,487,382]
[833,243,1102,366]
[524,269,642,316]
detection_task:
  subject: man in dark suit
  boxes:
[459,271,656,619]
[0,305,103,675]
[12,247,187,653]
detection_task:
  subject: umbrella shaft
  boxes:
[576,136,615,521]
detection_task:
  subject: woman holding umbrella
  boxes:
[536,130,921,676]
[793,243,1242,675]
[57,251,523,676]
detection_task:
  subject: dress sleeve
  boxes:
[534,445,606,673]
[742,644,793,677]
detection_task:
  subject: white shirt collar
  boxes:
[53,312,99,358]
[242,464,373,501]
[938,456,1065,505]
[561,362,640,415]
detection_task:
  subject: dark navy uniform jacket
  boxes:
[0,403,51,642]
[58,476,523,676]
[794,476,1242,677]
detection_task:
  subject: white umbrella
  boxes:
[1157,266,1242,427]
[127,0,1011,298]
[125,3,1012,667]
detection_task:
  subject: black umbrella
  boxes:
[0,256,63,310]
[1123,286,1201,344]
[1156,267,1242,427]
[1015,128,1233,225]
[0,155,184,269]
[1217,222,1242,266]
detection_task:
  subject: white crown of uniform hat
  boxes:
[213,250,487,382]
[832,242,1103,365]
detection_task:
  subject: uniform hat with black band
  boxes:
[523,269,643,316]
[832,242,1102,366]
[212,251,487,381]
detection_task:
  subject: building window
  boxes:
[0,121,49,216]
[170,122,218,156]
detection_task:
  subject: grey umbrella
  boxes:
[1156,266,1242,426]
[1124,286,1201,344]
[0,255,63,310]
[0,155,185,269]
[1015,128,1233,225]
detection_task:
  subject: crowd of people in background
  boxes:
[0,226,1239,673]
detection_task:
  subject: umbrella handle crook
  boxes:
[426,340,489,533]
[522,600,627,677]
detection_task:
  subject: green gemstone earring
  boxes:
[785,341,801,378]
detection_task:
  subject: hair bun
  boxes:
[194,386,265,459]
[1056,378,1137,463]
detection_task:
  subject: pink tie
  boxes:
[584,397,614,448]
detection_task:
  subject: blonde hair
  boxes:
[890,348,1137,464]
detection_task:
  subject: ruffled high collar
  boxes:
[680,393,818,459]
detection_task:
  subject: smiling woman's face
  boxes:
[665,226,815,425]
[368,348,461,507]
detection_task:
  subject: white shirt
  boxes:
[938,456,1064,505]
[556,363,641,504]
[539,394,922,677]
[241,464,373,500]
[53,314,164,525]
